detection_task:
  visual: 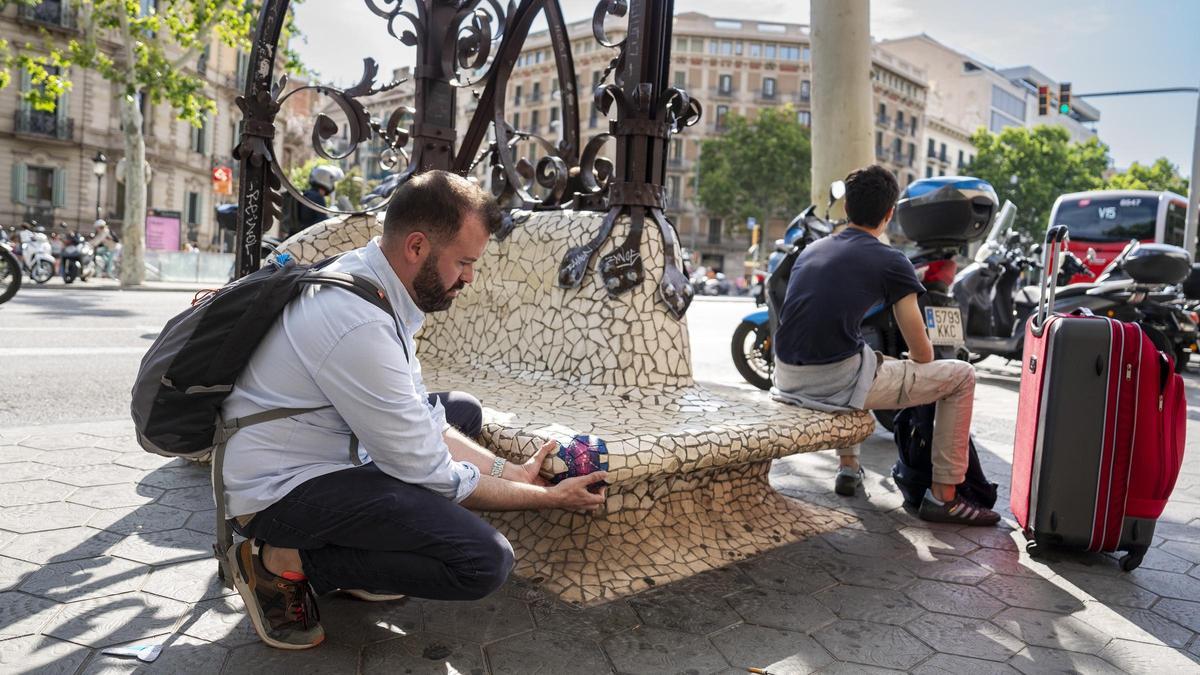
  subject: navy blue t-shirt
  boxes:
[775,227,926,365]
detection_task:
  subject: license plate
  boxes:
[925,307,964,346]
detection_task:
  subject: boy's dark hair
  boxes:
[383,170,504,244]
[843,165,900,229]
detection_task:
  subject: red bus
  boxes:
[1049,190,1190,281]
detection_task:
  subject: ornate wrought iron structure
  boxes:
[234,0,701,318]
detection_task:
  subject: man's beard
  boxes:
[412,254,464,313]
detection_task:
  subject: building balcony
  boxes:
[14,110,74,141]
[756,93,779,104]
[892,149,904,164]
[876,115,892,128]
[894,124,907,136]
[711,88,736,99]
[875,146,888,160]
[17,2,76,30]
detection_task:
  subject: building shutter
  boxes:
[18,69,31,114]
[52,168,66,208]
[12,163,27,205]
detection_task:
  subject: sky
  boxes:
[292,0,1200,177]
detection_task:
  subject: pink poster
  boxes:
[145,213,181,251]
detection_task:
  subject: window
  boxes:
[674,70,686,88]
[780,45,800,60]
[957,150,965,166]
[691,37,704,52]
[190,115,208,154]
[925,166,933,178]
[763,43,776,59]
[749,42,761,58]
[799,80,810,102]
[23,165,56,205]
[667,175,681,208]
[875,131,883,151]
[939,143,947,161]
[801,46,810,62]
[186,191,201,225]
[715,19,743,30]
[907,143,916,166]
[676,37,688,52]
[707,218,723,244]
[671,139,683,161]
[927,138,936,156]
[1165,201,1188,249]
[235,50,250,86]
[896,110,904,129]
[715,105,729,129]
[734,40,744,56]
[762,77,776,98]
[991,84,1026,122]
[720,40,733,56]
[197,45,209,76]
[514,85,522,105]
[708,39,719,55]
[718,74,733,95]
[796,110,810,126]
[550,106,559,126]
[989,111,1019,133]
[530,110,539,132]
[531,81,541,102]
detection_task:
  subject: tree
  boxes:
[967,125,1110,237]
[0,0,302,286]
[1106,157,1190,195]
[696,105,812,238]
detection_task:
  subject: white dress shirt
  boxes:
[221,238,480,517]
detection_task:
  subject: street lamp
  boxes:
[91,152,107,222]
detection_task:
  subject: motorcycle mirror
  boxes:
[829,180,846,205]
[774,238,788,252]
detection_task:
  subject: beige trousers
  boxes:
[840,358,976,485]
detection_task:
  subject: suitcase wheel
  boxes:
[1025,540,1041,558]
[1120,548,1147,572]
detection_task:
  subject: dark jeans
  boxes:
[240,391,514,600]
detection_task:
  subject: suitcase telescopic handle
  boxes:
[1033,225,1070,337]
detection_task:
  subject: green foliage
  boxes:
[696,105,812,232]
[967,125,1110,238]
[1105,157,1190,195]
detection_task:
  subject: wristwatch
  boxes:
[490,456,507,478]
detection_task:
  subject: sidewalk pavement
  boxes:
[17,277,218,293]
[0,380,1199,673]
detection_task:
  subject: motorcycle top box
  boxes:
[1121,243,1191,285]
[1182,264,1200,300]
[894,177,997,247]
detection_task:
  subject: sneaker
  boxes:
[341,589,406,602]
[227,539,324,650]
[918,489,1001,527]
[834,465,865,496]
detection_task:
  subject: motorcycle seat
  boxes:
[1019,282,1099,306]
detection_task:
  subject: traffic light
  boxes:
[1058,82,1071,114]
[1037,85,1049,116]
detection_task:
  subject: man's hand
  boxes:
[511,440,559,486]
[548,472,609,513]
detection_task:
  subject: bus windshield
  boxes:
[1054,196,1157,243]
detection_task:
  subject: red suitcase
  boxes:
[1011,226,1187,571]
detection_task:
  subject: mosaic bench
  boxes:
[279,209,874,605]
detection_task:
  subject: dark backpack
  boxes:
[891,404,998,509]
[131,253,401,459]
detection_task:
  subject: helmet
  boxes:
[94,219,107,229]
[894,176,997,247]
[308,165,344,193]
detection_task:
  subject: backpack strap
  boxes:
[301,270,409,361]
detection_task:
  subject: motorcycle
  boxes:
[17,228,56,285]
[730,182,841,389]
[60,232,95,284]
[0,230,21,304]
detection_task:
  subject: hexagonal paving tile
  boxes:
[42,591,188,648]
[601,626,728,674]
[911,653,1021,674]
[67,483,164,509]
[0,591,60,639]
[485,628,609,674]
[905,612,1025,662]
[711,623,833,673]
[1155,521,1200,545]
[0,462,54,483]
[977,574,1085,614]
[812,619,932,670]
[727,587,837,634]
[1099,638,1200,674]
[1160,540,1200,564]
[114,453,180,472]
[360,632,486,675]
[958,527,1021,551]
[811,663,904,675]
[3,527,123,564]
[664,561,756,597]
[0,635,91,675]
[49,464,146,488]
[528,595,641,640]
[313,593,422,646]
[1070,601,1195,648]
[1007,645,1125,674]
[420,594,533,643]
[0,480,76,507]
[817,551,917,590]
[87,503,192,536]
[19,433,103,451]
[966,547,1056,579]
[81,635,227,675]
[138,466,212,490]
[900,554,993,585]
[628,585,741,635]
[893,527,980,557]
[91,436,145,454]
[1128,568,1200,601]
[223,642,360,674]
[813,585,924,626]
[106,529,211,565]
[1125,546,1193,573]
[1151,597,1200,633]
[0,555,38,592]
[180,596,259,647]
[18,555,149,602]
[738,551,837,595]
[1057,570,1161,609]
[184,509,217,536]
[156,486,216,512]
[141,557,230,603]
[822,529,918,560]
[0,531,14,552]
[29,449,121,468]
[989,607,1111,654]
[904,580,1007,619]
[0,446,45,464]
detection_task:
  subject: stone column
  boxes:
[810,0,874,219]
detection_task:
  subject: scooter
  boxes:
[730,182,841,389]
[16,228,55,285]
[60,232,95,284]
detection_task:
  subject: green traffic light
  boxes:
[1059,103,1070,114]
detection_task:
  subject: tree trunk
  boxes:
[118,94,146,287]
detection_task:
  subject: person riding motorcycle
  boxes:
[288,165,344,238]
